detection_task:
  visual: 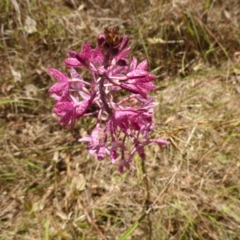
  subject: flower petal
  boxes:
[64,58,83,67]
[137,59,148,71]
[48,82,68,93]
[126,70,148,79]
[75,99,90,117]
[47,68,68,82]
[54,101,73,115]
[129,56,137,71]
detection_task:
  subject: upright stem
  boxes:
[99,76,112,115]
[141,159,152,239]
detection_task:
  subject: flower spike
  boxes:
[48,27,169,172]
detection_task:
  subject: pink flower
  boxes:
[64,44,104,68]
[47,68,70,100]
[79,124,107,161]
[53,98,91,129]
[48,27,169,172]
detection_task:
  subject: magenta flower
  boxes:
[48,27,169,172]
[79,124,107,161]
[53,97,91,129]
[65,43,104,68]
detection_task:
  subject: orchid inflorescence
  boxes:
[48,27,169,173]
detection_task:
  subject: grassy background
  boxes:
[1,0,240,239]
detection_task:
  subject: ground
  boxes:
[0,0,240,239]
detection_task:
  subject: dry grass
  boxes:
[1,0,240,239]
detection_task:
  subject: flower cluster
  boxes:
[48,27,169,172]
